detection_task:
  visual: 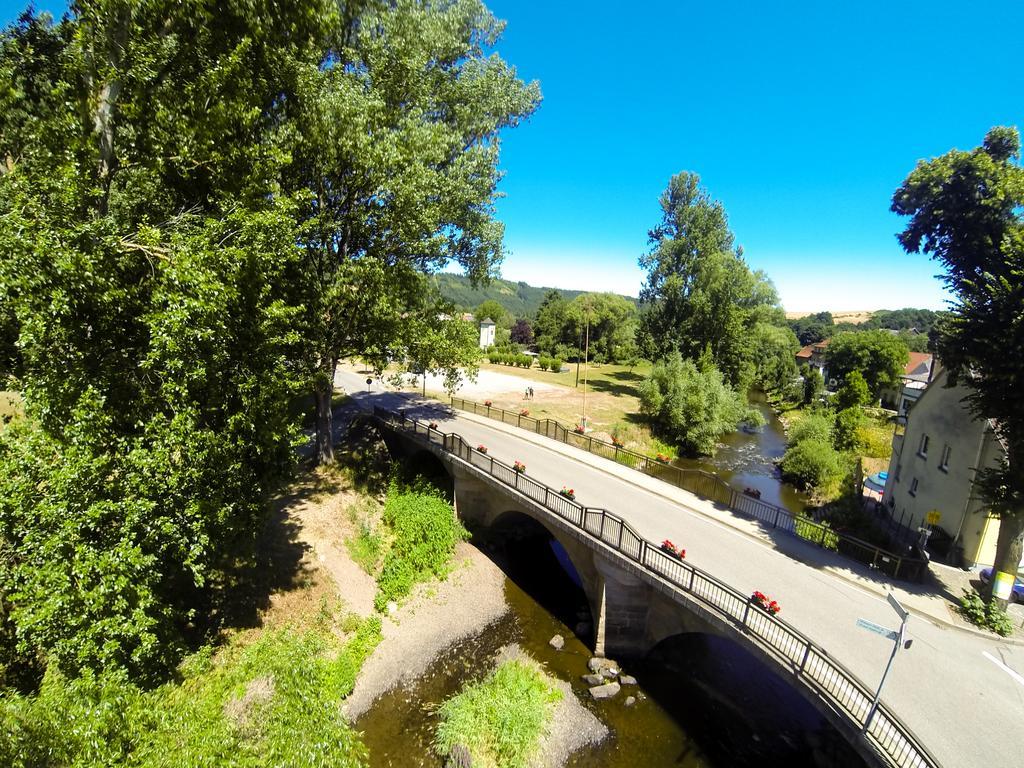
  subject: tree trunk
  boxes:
[988,513,1024,610]
[314,355,337,465]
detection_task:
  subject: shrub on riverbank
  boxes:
[0,620,379,767]
[638,353,763,456]
[434,658,561,768]
[374,478,468,610]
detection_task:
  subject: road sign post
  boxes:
[859,594,911,736]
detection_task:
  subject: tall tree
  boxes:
[892,126,1024,607]
[287,0,540,463]
[638,172,783,390]
[0,2,326,678]
[824,330,909,398]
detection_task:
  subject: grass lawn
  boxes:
[414,361,679,458]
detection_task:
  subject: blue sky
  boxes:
[6,2,1022,311]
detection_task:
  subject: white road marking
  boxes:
[983,651,1024,688]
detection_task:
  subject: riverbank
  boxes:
[285,457,612,766]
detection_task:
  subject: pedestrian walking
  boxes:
[528,386,534,400]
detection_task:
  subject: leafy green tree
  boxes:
[861,308,941,334]
[288,1,540,463]
[638,172,785,390]
[0,2,329,680]
[403,302,481,395]
[789,312,835,345]
[833,407,864,451]
[750,323,799,394]
[835,370,871,411]
[0,299,18,382]
[825,330,909,397]
[475,300,509,329]
[533,289,570,357]
[638,353,762,456]
[801,365,824,405]
[892,126,1024,605]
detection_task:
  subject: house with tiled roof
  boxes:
[794,338,830,377]
[880,352,934,412]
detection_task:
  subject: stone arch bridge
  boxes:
[373,408,939,768]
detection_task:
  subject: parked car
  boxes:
[979,568,1024,603]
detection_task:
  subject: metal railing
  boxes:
[449,396,928,582]
[375,407,940,768]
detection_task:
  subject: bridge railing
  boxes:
[449,396,927,582]
[375,407,940,768]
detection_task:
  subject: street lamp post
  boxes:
[581,307,590,430]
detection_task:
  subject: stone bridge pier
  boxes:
[453,466,725,658]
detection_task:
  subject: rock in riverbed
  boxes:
[549,634,565,650]
[589,681,620,700]
[581,673,605,685]
[588,657,618,673]
[619,674,637,686]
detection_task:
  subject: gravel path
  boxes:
[343,540,509,720]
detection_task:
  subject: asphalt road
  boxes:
[335,370,1024,768]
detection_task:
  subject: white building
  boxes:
[478,317,495,349]
[881,367,1011,568]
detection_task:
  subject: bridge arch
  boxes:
[373,412,937,768]
[404,448,453,499]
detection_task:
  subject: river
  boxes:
[354,524,865,768]
[673,390,810,516]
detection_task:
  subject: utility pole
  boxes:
[581,307,590,430]
[575,325,582,388]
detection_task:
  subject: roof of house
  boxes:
[796,338,830,359]
[903,352,933,381]
[479,317,495,325]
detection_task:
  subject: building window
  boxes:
[918,434,929,458]
[909,477,919,496]
[939,444,951,471]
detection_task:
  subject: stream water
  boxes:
[354,526,866,768]
[673,390,810,516]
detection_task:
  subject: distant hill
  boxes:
[785,308,942,334]
[430,273,635,319]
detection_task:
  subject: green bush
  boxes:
[788,411,834,444]
[374,479,468,610]
[434,659,561,768]
[832,407,864,451]
[958,589,1013,637]
[794,515,839,550]
[780,438,842,490]
[638,353,760,456]
[552,358,563,372]
[0,624,376,768]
